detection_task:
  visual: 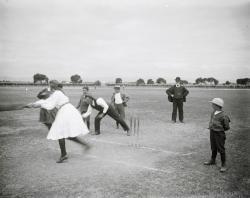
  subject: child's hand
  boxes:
[82,114,87,119]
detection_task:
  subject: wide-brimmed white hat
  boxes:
[210,98,224,107]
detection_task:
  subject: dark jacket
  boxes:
[209,111,230,132]
[37,88,57,124]
[111,93,129,107]
[166,85,189,101]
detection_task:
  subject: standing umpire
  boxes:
[166,77,189,123]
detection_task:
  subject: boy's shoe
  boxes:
[56,154,68,163]
[84,144,91,152]
[204,160,216,165]
[220,165,227,172]
[171,121,176,124]
[91,132,100,135]
[126,130,131,136]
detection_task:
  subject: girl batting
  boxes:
[27,80,90,163]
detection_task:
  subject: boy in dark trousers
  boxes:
[166,77,189,123]
[111,85,129,129]
[76,86,93,129]
[204,98,230,172]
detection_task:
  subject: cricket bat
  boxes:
[0,104,28,112]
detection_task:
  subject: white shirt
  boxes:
[94,98,109,114]
[114,93,123,104]
[34,90,69,110]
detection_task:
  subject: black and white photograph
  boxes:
[0,0,250,197]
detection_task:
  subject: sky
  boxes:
[0,0,250,83]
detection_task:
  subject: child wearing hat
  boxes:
[204,98,230,172]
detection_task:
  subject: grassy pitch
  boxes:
[0,87,249,197]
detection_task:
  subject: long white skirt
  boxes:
[47,103,89,140]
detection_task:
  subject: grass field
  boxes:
[0,87,249,197]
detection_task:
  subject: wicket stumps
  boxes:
[129,116,141,147]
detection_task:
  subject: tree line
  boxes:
[33,73,250,86]
[33,73,101,86]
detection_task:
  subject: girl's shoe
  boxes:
[56,155,68,163]
[204,160,216,165]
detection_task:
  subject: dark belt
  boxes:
[58,102,70,110]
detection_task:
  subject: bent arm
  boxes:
[223,116,230,131]
[183,87,189,97]
[166,87,174,96]
[32,91,59,110]
[82,105,92,118]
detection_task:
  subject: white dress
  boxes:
[34,90,89,140]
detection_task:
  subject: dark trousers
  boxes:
[95,106,129,134]
[210,130,226,165]
[58,138,67,157]
[172,98,184,122]
[114,103,125,128]
[44,123,67,157]
[68,137,89,147]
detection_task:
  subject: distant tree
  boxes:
[70,74,82,83]
[181,80,188,84]
[136,78,145,86]
[156,77,166,84]
[214,78,219,85]
[33,73,49,84]
[207,77,214,85]
[202,78,208,84]
[115,78,122,84]
[147,79,154,85]
[236,78,249,85]
[225,81,231,85]
[195,77,218,85]
[195,77,203,84]
[94,80,101,86]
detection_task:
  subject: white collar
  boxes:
[214,110,222,115]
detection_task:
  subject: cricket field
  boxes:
[0,87,249,197]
